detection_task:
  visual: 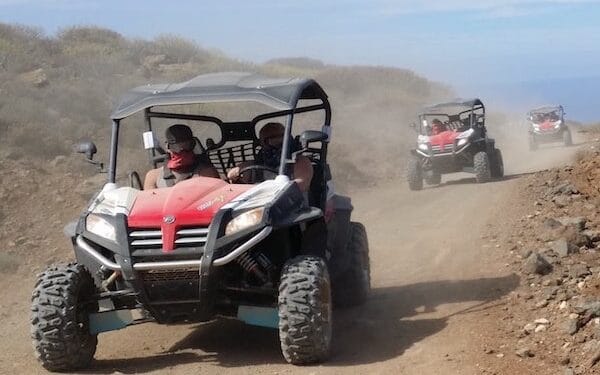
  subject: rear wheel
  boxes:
[31,263,98,372]
[563,129,572,146]
[333,222,370,308]
[407,157,423,191]
[490,148,504,178]
[473,151,491,183]
[529,134,538,151]
[279,256,332,365]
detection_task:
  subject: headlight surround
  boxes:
[85,214,117,241]
[457,138,468,147]
[225,207,265,236]
[418,143,430,151]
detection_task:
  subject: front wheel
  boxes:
[473,151,491,183]
[490,149,504,178]
[529,134,538,151]
[563,129,572,146]
[424,171,442,185]
[31,263,98,372]
[407,157,423,191]
[279,256,332,365]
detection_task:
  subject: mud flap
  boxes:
[237,305,279,329]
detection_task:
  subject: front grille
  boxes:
[140,268,200,282]
[129,227,209,250]
[431,144,454,153]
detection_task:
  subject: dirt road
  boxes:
[0,137,586,374]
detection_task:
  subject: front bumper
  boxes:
[76,227,272,271]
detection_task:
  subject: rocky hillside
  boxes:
[0,23,453,192]
[477,142,600,374]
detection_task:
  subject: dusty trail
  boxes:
[0,137,586,374]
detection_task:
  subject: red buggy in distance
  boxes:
[407,98,504,190]
[527,105,571,150]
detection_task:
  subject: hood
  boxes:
[429,130,460,146]
[538,119,557,130]
[127,177,251,251]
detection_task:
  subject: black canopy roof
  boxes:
[528,105,563,114]
[422,98,484,113]
[111,72,328,120]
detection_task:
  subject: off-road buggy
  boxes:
[30,72,370,371]
[407,98,504,190]
[527,105,571,150]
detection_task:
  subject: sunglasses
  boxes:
[166,140,193,153]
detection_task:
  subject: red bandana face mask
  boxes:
[167,150,195,171]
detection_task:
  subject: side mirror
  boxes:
[74,140,97,161]
[299,130,328,149]
[74,140,104,171]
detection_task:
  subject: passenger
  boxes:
[227,122,314,192]
[143,124,219,189]
[430,119,448,135]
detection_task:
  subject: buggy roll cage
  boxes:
[105,72,332,184]
[527,105,564,118]
[416,98,485,134]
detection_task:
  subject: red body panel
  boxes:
[127,177,252,252]
[538,120,555,131]
[429,130,459,146]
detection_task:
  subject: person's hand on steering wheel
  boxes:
[228,165,278,184]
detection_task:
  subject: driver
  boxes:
[431,118,447,135]
[143,124,219,189]
[226,122,313,192]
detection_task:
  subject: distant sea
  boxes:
[461,76,600,123]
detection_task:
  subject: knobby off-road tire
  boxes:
[332,222,371,308]
[278,256,332,365]
[490,148,504,178]
[424,171,442,185]
[563,129,573,146]
[529,134,538,151]
[473,151,491,183]
[31,263,98,372]
[407,157,423,191]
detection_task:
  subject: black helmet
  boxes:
[165,124,193,144]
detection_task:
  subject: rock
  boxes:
[524,323,537,334]
[570,264,591,279]
[535,318,550,324]
[519,248,533,259]
[496,353,504,358]
[563,369,574,375]
[590,346,600,367]
[523,253,553,275]
[551,238,579,257]
[557,216,587,231]
[560,356,570,365]
[535,324,547,332]
[18,68,48,87]
[564,319,580,335]
[553,195,571,208]
[515,348,534,358]
[584,230,600,242]
[560,301,568,310]
[535,300,549,308]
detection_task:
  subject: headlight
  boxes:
[457,138,468,147]
[225,207,265,236]
[418,143,429,151]
[554,121,562,128]
[86,214,116,241]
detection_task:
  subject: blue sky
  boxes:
[2,0,600,117]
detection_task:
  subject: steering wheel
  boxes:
[236,165,279,184]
